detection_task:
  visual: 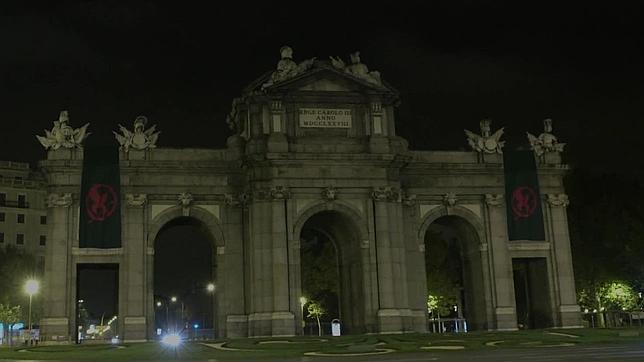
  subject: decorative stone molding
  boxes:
[36,110,90,150]
[360,240,370,249]
[270,186,291,200]
[224,192,250,207]
[484,194,504,207]
[401,192,417,206]
[178,192,193,216]
[443,193,457,207]
[254,186,291,201]
[47,193,72,208]
[371,186,399,202]
[321,186,338,201]
[464,119,505,154]
[527,118,566,156]
[125,193,147,207]
[113,115,160,152]
[418,243,425,252]
[547,193,569,207]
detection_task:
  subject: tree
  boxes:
[424,229,462,318]
[307,300,326,336]
[0,246,41,331]
[0,304,22,346]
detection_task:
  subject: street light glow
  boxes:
[171,296,177,303]
[25,279,39,296]
[156,301,162,307]
[299,296,307,306]
[207,283,215,292]
[161,333,182,347]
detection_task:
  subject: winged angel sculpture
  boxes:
[36,110,90,150]
[464,119,505,154]
[113,116,160,152]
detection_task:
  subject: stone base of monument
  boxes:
[377,308,413,334]
[248,312,295,337]
[226,315,249,338]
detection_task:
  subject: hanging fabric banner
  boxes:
[79,145,121,248]
[503,150,545,241]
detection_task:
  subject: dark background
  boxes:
[1,2,643,172]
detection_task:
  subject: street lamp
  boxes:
[299,296,307,335]
[206,283,215,331]
[170,296,184,332]
[24,279,39,345]
[206,283,215,293]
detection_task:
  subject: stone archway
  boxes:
[146,206,225,339]
[420,207,490,331]
[294,203,370,335]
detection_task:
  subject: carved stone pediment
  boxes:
[371,186,400,202]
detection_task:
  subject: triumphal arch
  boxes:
[38,47,581,342]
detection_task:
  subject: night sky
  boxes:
[3,2,643,323]
[2,2,643,172]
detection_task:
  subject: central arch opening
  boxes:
[153,216,216,338]
[424,215,487,331]
[299,210,365,335]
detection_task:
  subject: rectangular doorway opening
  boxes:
[76,264,119,343]
[512,258,553,329]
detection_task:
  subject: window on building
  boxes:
[0,212,5,222]
[16,233,24,245]
[18,194,26,207]
[0,232,4,243]
[17,214,25,223]
[0,193,5,206]
[40,235,46,246]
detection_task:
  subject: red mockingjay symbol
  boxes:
[511,186,538,219]
[85,183,118,222]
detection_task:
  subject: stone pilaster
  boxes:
[40,193,74,343]
[371,187,412,333]
[122,194,147,341]
[484,194,518,331]
[247,186,295,336]
[546,194,582,327]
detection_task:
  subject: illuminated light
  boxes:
[111,337,119,344]
[161,333,182,347]
[25,280,39,296]
[299,296,307,306]
[207,283,215,292]
[157,301,162,307]
[193,324,199,329]
[171,296,177,303]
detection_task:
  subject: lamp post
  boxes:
[206,283,215,332]
[24,279,39,345]
[299,296,307,335]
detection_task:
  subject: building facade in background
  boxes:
[28,48,580,342]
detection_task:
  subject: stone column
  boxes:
[546,194,582,327]
[40,193,74,343]
[247,186,294,336]
[222,193,249,337]
[372,187,410,333]
[122,194,147,341]
[484,194,518,330]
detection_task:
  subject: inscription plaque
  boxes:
[299,108,352,128]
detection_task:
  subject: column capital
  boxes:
[46,193,72,208]
[547,193,569,207]
[484,193,504,207]
[125,193,147,207]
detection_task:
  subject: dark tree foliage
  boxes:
[566,169,644,295]
[300,231,340,323]
[0,246,41,324]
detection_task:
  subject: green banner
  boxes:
[79,145,121,248]
[503,150,545,241]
